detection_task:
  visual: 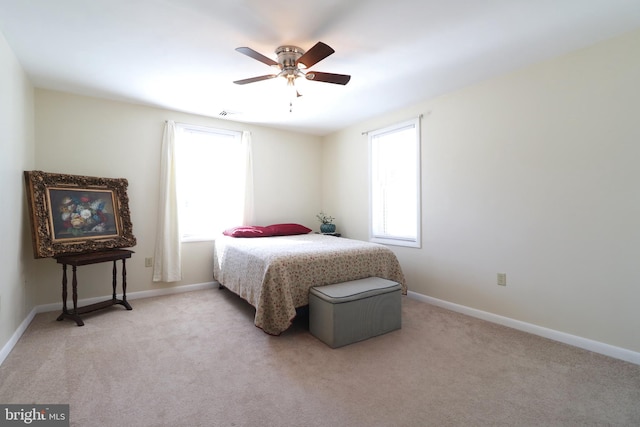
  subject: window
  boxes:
[174,124,248,241]
[369,117,421,248]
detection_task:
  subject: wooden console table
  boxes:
[54,249,134,326]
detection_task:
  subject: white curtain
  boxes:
[241,131,255,225]
[152,120,182,282]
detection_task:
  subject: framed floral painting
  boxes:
[24,170,137,258]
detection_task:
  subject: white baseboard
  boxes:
[0,308,37,367]
[0,281,217,367]
[407,290,640,366]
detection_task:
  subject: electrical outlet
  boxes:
[145,257,153,268]
[497,273,507,286]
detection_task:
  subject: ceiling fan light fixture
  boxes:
[286,75,296,90]
[233,41,350,110]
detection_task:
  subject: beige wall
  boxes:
[322,29,640,353]
[0,31,35,350]
[32,90,322,305]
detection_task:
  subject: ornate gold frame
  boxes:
[24,170,137,258]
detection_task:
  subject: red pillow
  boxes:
[223,226,273,238]
[265,223,312,236]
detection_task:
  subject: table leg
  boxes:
[112,260,117,300]
[72,266,77,312]
[56,264,68,321]
[121,258,132,310]
[70,266,84,326]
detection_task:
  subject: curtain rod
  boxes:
[361,113,426,136]
[165,120,190,127]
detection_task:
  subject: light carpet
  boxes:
[0,289,638,426]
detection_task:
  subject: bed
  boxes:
[213,231,406,335]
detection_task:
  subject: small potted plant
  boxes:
[316,212,336,233]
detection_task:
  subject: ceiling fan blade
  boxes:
[234,75,278,85]
[305,72,351,85]
[235,47,279,67]
[296,42,334,68]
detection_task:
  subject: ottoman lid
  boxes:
[310,277,401,303]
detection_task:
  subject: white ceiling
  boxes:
[1,0,640,136]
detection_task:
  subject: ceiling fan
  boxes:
[233,41,350,108]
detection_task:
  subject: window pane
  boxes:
[175,125,243,241]
[369,118,421,248]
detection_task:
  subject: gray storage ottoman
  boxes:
[309,277,402,348]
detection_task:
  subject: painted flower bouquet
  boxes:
[58,194,111,236]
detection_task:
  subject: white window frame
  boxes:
[368,117,421,248]
[175,123,244,242]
